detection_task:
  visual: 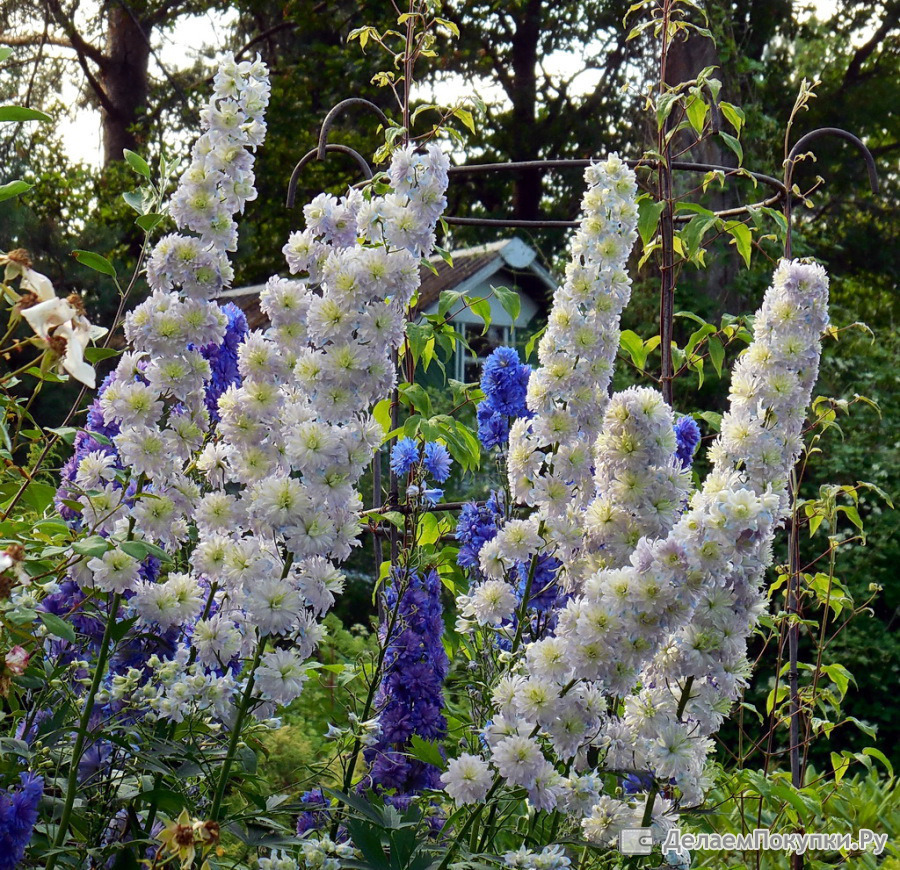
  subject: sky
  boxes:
[52,1,842,167]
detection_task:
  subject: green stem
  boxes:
[510,520,547,654]
[208,635,266,822]
[143,581,221,837]
[46,592,122,870]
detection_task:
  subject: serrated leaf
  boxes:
[0,106,52,122]
[40,611,76,643]
[122,149,151,178]
[73,250,117,278]
[407,735,446,770]
[0,180,31,202]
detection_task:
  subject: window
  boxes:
[456,322,513,383]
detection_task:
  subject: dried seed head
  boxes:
[14,291,39,312]
[66,293,86,316]
[6,249,32,268]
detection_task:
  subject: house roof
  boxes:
[214,237,556,329]
[416,237,555,313]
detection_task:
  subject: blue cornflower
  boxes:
[480,346,530,417]
[674,415,701,468]
[423,441,452,483]
[390,437,420,476]
[0,772,43,870]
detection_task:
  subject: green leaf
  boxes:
[685,94,708,135]
[830,751,851,784]
[724,221,752,267]
[637,198,666,246]
[135,213,163,231]
[0,48,12,63]
[720,131,743,165]
[72,535,111,558]
[122,149,151,178]
[0,180,31,202]
[119,538,170,564]
[40,611,76,643]
[492,285,520,321]
[525,324,546,361]
[407,735,445,770]
[862,747,893,778]
[466,296,492,334]
[0,106,52,122]
[707,336,725,376]
[619,329,649,370]
[84,347,119,364]
[399,383,432,418]
[698,410,722,432]
[122,190,145,213]
[373,399,392,435]
[718,101,745,134]
[452,106,475,133]
[73,250,117,278]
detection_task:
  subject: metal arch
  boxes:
[285,144,374,208]
[783,126,879,258]
[316,98,390,160]
[443,158,786,227]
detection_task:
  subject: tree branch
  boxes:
[43,0,108,69]
[842,6,898,87]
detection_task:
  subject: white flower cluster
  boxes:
[449,157,830,829]
[509,156,638,499]
[66,56,449,725]
[582,387,692,574]
[500,156,638,587]
[503,845,572,869]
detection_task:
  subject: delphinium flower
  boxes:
[363,568,448,799]
[390,437,420,476]
[508,156,639,522]
[476,346,531,450]
[444,158,830,840]
[295,788,329,836]
[613,259,831,807]
[455,492,504,569]
[580,386,693,573]
[486,258,829,827]
[0,772,43,870]
[673,415,701,468]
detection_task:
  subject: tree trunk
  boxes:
[101,5,151,165]
[509,0,542,220]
